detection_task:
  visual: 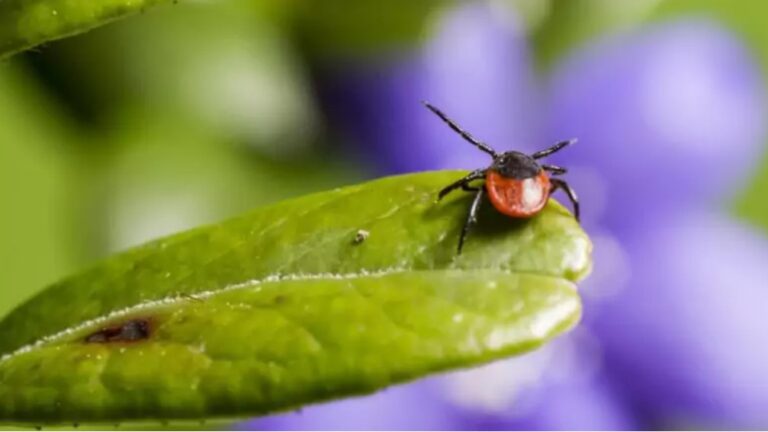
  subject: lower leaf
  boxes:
[0,270,579,423]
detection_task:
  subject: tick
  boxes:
[424,101,580,254]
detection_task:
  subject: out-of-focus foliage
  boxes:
[33,1,318,149]
[287,0,439,59]
[0,0,172,60]
[0,65,82,318]
[531,0,661,69]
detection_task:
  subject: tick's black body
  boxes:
[424,101,580,254]
[492,152,541,179]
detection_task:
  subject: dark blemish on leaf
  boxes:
[85,319,151,343]
[353,229,370,244]
[274,295,287,304]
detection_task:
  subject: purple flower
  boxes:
[593,211,768,429]
[248,3,768,430]
[546,20,766,229]
[318,3,541,175]
[436,334,639,430]
[248,380,454,430]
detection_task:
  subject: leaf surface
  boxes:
[0,171,591,424]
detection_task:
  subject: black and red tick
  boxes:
[424,101,580,254]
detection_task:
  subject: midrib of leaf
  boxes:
[0,268,576,366]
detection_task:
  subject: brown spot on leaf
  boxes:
[274,295,287,304]
[85,318,151,343]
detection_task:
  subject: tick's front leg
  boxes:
[457,187,484,254]
[438,169,485,201]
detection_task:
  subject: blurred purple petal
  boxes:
[546,20,766,226]
[435,332,638,430]
[419,3,542,157]
[319,2,541,174]
[594,211,768,428]
[244,380,453,430]
[496,374,636,430]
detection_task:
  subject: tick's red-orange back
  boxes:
[485,170,551,218]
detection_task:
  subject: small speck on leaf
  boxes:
[353,229,370,244]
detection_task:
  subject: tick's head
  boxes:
[491,151,541,179]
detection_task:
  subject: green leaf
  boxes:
[0,171,591,425]
[0,0,172,60]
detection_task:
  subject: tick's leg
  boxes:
[551,178,580,221]
[422,101,498,157]
[543,164,567,175]
[458,188,485,254]
[438,169,485,200]
[532,139,577,159]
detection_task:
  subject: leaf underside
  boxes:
[0,171,592,425]
[0,0,172,60]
